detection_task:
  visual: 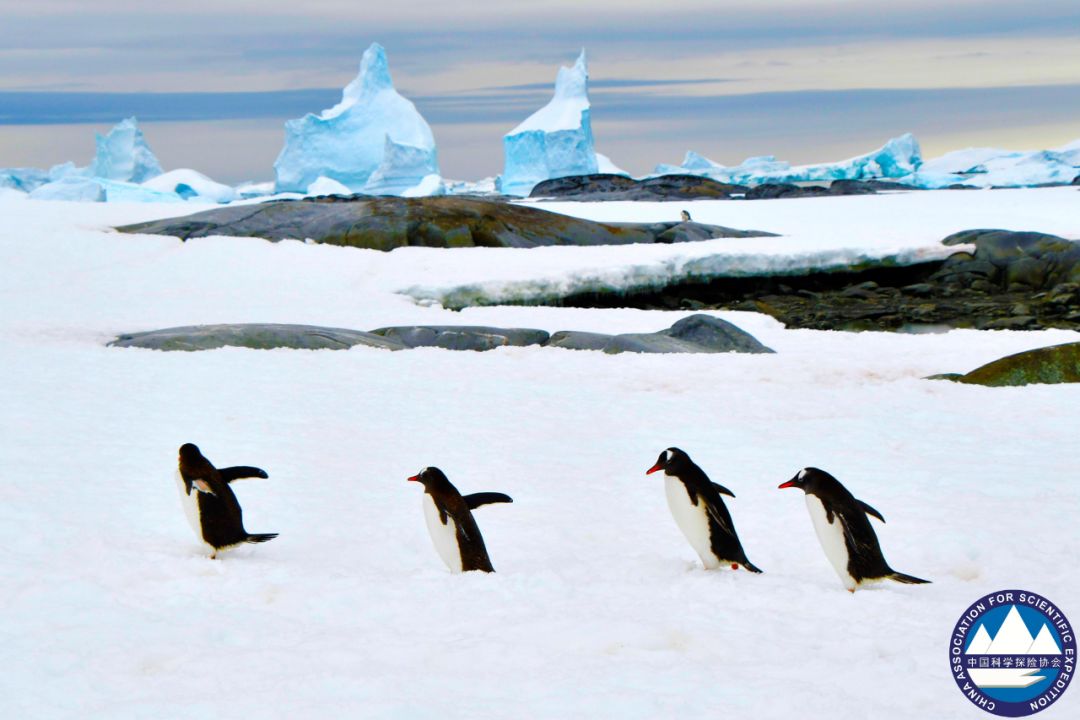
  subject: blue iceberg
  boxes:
[654,134,923,185]
[273,43,440,195]
[89,117,163,183]
[498,50,601,196]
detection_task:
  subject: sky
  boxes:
[1,0,1079,183]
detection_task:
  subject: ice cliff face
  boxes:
[273,43,440,195]
[89,117,163,183]
[498,51,601,196]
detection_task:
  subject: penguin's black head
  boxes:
[646,447,691,476]
[178,443,203,464]
[408,466,453,492]
[779,467,828,492]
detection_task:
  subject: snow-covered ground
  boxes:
[1,189,1078,719]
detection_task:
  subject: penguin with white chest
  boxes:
[176,443,278,559]
[779,467,930,592]
[647,448,762,573]
[408,467,512,573]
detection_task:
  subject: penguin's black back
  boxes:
[179,444,273,550]
[803,469,898,582]
[671,458,760,572]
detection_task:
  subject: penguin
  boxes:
[176,443,278,559]
[779,467,930,592]
[408,467,512,573]
[680,209,692,222]
[646,448,762,573]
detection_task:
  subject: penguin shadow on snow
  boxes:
[646,448,764,575]
[407,466,513,573]
[779,467,931,593]
[175,443,278,560]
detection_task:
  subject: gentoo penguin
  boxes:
[408,467,512,573]
[646,448,762,573]
[176,443,278,559]
[779,467,930,592]
[680,209,692,222]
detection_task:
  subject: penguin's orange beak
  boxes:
[407,474,420,483]
[778,480,798,489]
[646,462,663,475]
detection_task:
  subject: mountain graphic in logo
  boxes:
[967,605,1063,689]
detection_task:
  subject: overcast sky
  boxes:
[2,0,1079,182]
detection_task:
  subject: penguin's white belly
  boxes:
[175,471,203,537]
[805,495,857,590]
[665,476,720,569]
[423,495,463,573]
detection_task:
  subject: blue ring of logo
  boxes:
[950,589,1074,717]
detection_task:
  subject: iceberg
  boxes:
[498,50,601,196]
[29,176,181,203]
[306,176,353,196]
[89,117,163,183]
[142,169,236,203]
[0,167,51,193]
[911,146,1079,188]
[273,43,440,195]
[654,134,922,185]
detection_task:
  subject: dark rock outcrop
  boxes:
[929,342,1080,386]
[117,195,774,249]
[369,325,550,351]
[109,324,405,351]
[529,174,919,201]
[934,229,1080,291]
[550,315,775,354]
[107,315,773,355]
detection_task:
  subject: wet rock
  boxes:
[370,325,550,351]
[118,195,775,249]
[901,283,934,297]
[547,331,615,351]
[932,341,1080,386]
[982,315,1037,330]
[109,324,405,351]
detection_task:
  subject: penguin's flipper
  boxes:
[741,560,764,574]
[857,499,886,523]
[889,571,931,585]
[244,533,278,545]
[463,492,513,510]
[220,466,269,483]
[711,482,736,498]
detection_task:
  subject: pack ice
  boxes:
[499,50,622,197]
[273,43,440,196]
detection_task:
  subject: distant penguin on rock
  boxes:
[176,443,278,559]
[647,448,762,573]
[408,467,512,573]
[779,467,930,592]
[680,209,692,222]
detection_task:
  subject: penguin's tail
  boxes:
[245,533,279,545]
[889,570,930,585]
[741,560,764,574]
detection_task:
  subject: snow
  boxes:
[89,117,164,183]
[142,169,236,204]
[273,43,440,195]
[306,176,353,197]
[499,50,600,196]
[1,188,1079,719]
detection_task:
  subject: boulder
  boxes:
[370,325,550,351]
[931,342,1080,386]
[550,315,775,354]
[109,324,404,351]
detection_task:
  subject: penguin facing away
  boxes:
[779,467,930,592]
[408,467,512,573]
[176,443,278,559]
[647,448,762,573]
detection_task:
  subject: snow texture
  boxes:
[89,117,164,183]
[273,43,440,195]
[1,189,1079,719]
[499,50,600,196]
[142,169,236,204]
